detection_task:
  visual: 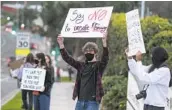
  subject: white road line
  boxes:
[1,89,20,106]
[1,38,6,47]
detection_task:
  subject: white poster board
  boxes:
[16,32,30,49]
[61,6,113,38]
[20,68,46,91]
[126,9,146,56]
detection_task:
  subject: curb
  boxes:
[1,89,20,106]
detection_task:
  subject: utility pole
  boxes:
[141,1,145,19]
[16,1,19,30]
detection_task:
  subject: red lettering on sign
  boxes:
[88,9,107,21]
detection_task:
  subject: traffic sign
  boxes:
[16,32,30,49]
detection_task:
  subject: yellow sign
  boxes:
[15,49,30,56]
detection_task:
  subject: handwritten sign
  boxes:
[126,9,146,56]
[20,68,46,91]
[61,6,113,38]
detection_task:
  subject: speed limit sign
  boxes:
[16,32,30,49]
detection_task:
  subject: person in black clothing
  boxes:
[33,53,53,110]
[57,33,109,110]
[45,55,55,84]
[17,53,35,110]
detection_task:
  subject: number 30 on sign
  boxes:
[16,32,30,49]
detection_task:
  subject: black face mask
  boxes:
[85,53,94,61]
[34,59,39,64]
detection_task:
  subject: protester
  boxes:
[57,33,109,110]
[126,47,171,110]
[33,53,53,110]
[45,55,55,84]
[17,53,35,110]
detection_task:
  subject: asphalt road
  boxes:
[1,31,19,106]
[1,31,50,106]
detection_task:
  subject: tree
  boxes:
[18,8,38,29]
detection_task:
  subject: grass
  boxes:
[1,92,22,110]
[61,77,73,82]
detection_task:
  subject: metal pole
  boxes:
[16,1,19,30]
[141,1,145,19]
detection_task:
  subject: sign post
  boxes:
[61,6,113,38]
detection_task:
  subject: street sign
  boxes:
[16,32,30,49]
[16,32,31,57]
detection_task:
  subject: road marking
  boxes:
[1,89,20,106]
[0,77,12,82]
[1,37,6,47]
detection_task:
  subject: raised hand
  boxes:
[57,34,64,49]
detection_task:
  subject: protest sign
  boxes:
[20,68,46,91]
[9,57,24,70]
[126,9,146,56]
[61,6,113,38]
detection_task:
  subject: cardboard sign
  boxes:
[126,9,146,56]
[61,6,113,38]
[20,68,46,91]
[9,58,24,70]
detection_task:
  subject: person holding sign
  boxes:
[33,53,53,110]
[126,47,171,110]
[17,53,35,110]
[57,33,109,110]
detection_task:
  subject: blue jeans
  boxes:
[33,94,50,110]
[75,100,99,110]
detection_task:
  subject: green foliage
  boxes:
[102,75,127,110]
[148,30,172,68]
[102,14,172,110]
[98,13,128,76]
[18,8,38,28]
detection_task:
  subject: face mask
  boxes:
[85,53,94,61]
[35,59,39,64]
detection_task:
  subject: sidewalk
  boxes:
[50,82,76,110]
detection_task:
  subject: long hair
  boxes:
[148,46,168,73]
[26,53,34,64]
[45,55,52,66]
[36,53,46,66]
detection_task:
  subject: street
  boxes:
[1,31,19,106]
[1,30,51,106]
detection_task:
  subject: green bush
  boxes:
[101,14,172,110]
[102,75,127,110]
